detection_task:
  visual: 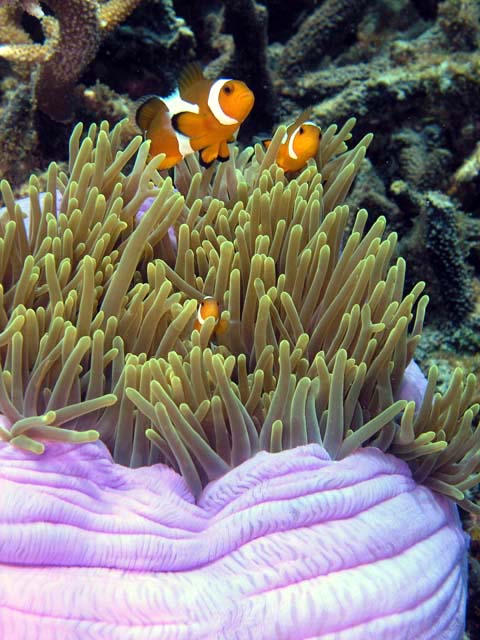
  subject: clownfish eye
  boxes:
[222,83,233,95]
[299,126,305,134]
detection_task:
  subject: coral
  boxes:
[444,315,480,357]
[340,128,476,331]
[354,122,477,328]
[345,157,402,228]
[411,0,439,21]
[221,0,276,134]
[422,191,474,321]
[81,81,131,123]
[0,80,40,185]
[172,0,228,64]
[280,55,480,131]
[277,0,370,80]
[0,1,41,77]
[388,183,474,325]
[89,0,195,100]
[0,0,144,121]
[391,126,453,191]
[98,0,144,29]
[437,0,480,51]
[450,140,480,214]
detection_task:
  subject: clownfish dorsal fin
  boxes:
[135,96,168,133]
[178,62,206,99]
[291,107,313,131]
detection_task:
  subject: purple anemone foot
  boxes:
[0,440,468,639]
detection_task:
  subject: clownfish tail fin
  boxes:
[178,62,205,98]
[135,96,168,133]
[262,139,272,149]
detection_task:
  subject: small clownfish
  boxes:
[193,297,229,336]
[264,109,322,173]
[135,63,255,169]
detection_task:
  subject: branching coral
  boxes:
[428,194,475,316]
[370,126,475,325]
[0,80,40,186]
[0,0,144,120]
[278,0,370,79]
[437,0,480,51]
[0,1,43,77]
[0,117,479,510]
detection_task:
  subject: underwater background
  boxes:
[0,0,479,638]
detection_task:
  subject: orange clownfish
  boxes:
[135,63,255,169]
[264,110,322,173]
[193,297,229,336]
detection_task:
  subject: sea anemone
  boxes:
[0,118,478,638]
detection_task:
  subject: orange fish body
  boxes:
[136,63,254,169]
[265,110,321,173]
[193,297,228,335]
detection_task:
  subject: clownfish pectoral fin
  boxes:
[199,143,221,167]
[218,140,230,162]
[178,62,206,99]
[171,111,212,150]
[135,96,168,133]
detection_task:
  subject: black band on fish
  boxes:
[171,113,182,133]
[199,156,215,168]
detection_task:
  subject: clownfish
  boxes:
[193,297,229,335]
[135,63,255,169]
[264,109,322,173]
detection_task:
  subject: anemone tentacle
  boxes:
[0,118,478,509]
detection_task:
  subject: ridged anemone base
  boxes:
[0,440,468,639]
